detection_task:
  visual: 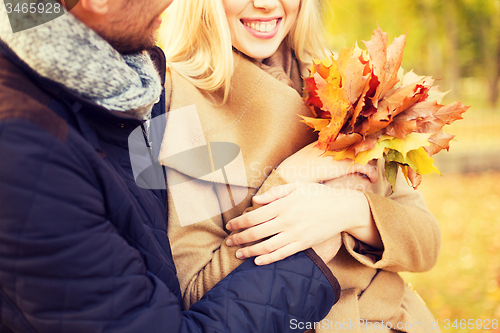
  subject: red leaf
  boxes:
[425,131,455,156]
[363,27,388,108]
[385,117,418,139]
[337,46,370,104]
[380,33,406,98]
[351,133,380,154]
[434,101,470,125]
[417,117,446,134]
[407,167,422,189]
[327,132,363,150]
[396,100,442,121]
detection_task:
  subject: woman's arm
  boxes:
[226,143,440,272]
[165,172,245,309]
[354,158,441,272]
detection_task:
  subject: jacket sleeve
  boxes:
[0,120,339,333]
[182,248,340,333]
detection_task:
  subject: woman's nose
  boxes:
[253,0,279,11]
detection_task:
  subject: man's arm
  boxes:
[0,120,339,332]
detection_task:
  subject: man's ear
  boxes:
[79,0,108,15]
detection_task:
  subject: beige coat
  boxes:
[159,52,441,333]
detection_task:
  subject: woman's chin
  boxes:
[237,45,280,62]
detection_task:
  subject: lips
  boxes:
[240,18,281,39]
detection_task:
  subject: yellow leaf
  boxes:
[317,82,350,110]
[312,57,333,69]
[406,147,441,175]
[300,116,330,132]
[316,83,352,140]
[401,164,409,183]
[384,132,431,157]
[354,140,389,165]
[311,57,339,82]
[324,148,356,161]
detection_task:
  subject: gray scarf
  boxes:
[1,14,162,119]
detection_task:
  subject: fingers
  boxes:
[226,217,282,247]
[252,182,302,205]
[226,200,280,231]
[233,232,305,266]
[233,229,316,266]
[253,242,304,266]
[234,231,290,260]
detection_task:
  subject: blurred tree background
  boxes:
[322,0,500,107]
[320,1,500,330]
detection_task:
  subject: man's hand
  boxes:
[226,182,378,265]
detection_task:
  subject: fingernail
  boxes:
[226,223,232,230]
[226,238,233,247]
[236,251,243,259]
[255,258,262,265]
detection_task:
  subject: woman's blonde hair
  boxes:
[158,0,327,101]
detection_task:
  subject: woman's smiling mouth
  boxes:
[241,18,281,39]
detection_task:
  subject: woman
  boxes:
[158,0,441,331]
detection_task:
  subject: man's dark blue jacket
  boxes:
[0,42,340,332]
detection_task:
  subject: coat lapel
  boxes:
[159,52,316,190]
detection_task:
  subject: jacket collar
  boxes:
[0,39,167,133]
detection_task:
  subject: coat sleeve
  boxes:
[342,158,441,273]
[165,168,247,309]
[0,120,339,333]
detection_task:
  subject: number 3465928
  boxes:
[5,2,62,14]
[443,319,498,330]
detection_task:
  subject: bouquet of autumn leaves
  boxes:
[302,28,469,190]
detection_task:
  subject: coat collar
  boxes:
[159,52,317,188]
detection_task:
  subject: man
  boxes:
[0,0,340,331]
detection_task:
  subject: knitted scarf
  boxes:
[0,14,162,119]
[259,41,304,94]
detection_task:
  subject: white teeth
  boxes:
[243,19,278,33]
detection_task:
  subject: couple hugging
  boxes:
[0,0,440,332]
